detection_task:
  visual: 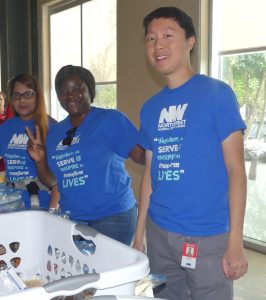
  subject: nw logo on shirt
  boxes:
[56,135,80,151]
[158,104,188,131]
[8,134,29,149]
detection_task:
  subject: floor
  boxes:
[136,249,266,299]
[234,249,266,300]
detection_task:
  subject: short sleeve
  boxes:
[213,83,246,142]
[107,110,138,158]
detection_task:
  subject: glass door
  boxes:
[211,0,266,247]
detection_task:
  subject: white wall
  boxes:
[117,0,203,198]
[215,0,266,51]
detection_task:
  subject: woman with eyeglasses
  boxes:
[26,65,145,245]
[0,73,59,209]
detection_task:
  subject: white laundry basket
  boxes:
[0,210,149,300]
[92,296,165,300]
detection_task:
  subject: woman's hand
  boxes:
[133,239,146,253]
[26,125,57,188]
[25,125,46,163]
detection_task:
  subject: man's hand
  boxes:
[222,244,248,280]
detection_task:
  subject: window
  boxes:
[211,0,266,248]
[46,0,117,121]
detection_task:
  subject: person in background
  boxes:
[0,91,7,123]
[0,73,59,209]
[0,91,14,123]
[26,65,144,246]
[133,6,248,300]
[0,91,14,183]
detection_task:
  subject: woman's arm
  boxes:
[129,144,145,165]
[133,150,152,252]
[49,184,60,209]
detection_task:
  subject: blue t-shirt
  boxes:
[46,107,137,220]
[138,74,246,236]
[0,116,57,209]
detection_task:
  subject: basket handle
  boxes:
[0,273,101,300]
[43,272,100,293]
[74,223,99,237]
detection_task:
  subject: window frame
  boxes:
[37,0,117,119]
[210,0,266,254]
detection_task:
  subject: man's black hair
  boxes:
[143,6,196,39]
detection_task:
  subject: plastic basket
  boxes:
[0,210,149,300]
[92,297,165,300]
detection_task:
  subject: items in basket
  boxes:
[0,267,26,296]
[17,265,45,289]
[0,186,24,213]
[135,273,167,297]
[56,289,95,300]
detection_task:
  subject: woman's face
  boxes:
[58,75,91,118]
[11,81,37,120]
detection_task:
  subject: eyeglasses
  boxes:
[11,91,36,101]
[62,127,77,146]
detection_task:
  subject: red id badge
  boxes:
[181,242,198,269]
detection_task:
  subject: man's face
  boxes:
[145,17,195,79]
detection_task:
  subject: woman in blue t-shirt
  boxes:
[26,65,144,245]
[0,73,59,209]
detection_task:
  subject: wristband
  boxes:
[49,183,57,190]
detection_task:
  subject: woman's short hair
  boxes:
[55,65,96,102]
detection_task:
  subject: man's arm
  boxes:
[133,150,152,252]
[221,130,248,280]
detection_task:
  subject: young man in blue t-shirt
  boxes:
[133,6,248,300]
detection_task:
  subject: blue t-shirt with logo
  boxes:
[46,107,137,221]
[0,116,56,208]
[138,74,246,236]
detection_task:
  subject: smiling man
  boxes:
[133,6,248,300]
